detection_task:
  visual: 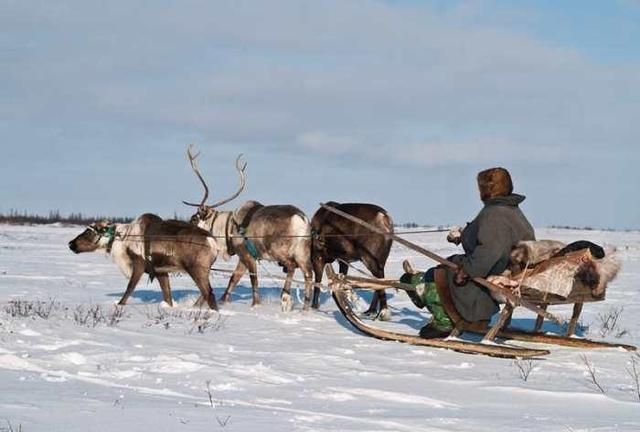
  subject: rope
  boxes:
[100,227,451,244]
[336,258,376,278]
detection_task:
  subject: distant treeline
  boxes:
[0,210,134,226]
[1,210,431,228]
[394,222,445,230]
[395,222,421,229]
[548,225,597,231]
[548,225,640,233]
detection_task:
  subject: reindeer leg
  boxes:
[364,292,380,317]
[302,264,313,312]
[189,269,217,311]
[374,269,390,321]
[246,259,260,307]
[362,256,388,320]
[156,273,173,307]
[281,268,294,312]
[118,259,145,305]
[376,291,391,321]
[311,258,324,309]
[221,261,247,303]
[193,296,205,308]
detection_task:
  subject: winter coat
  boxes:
[448,194,535,322]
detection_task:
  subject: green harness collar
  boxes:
[92,225,117,254]
[105,226,117,254]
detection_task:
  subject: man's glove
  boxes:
[446,226,463,245]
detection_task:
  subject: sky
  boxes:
[1,0,639,229]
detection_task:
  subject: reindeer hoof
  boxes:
[281,293,293,312]
[376,308,391,321]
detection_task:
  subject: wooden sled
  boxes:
[329,264,636,353]
[319,203,636,356]
[327,265,550,359]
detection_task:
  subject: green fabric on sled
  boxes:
[400,272,453,331]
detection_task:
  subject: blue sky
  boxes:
[1,0,639,229]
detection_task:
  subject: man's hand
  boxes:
[486,274,521,300]
[446,226,463,245]
[454,266,469,286]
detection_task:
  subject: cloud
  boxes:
[297,131,357,156]
[3,0,638,165]
[1,0,639,227]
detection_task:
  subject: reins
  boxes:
[86,227,452,245]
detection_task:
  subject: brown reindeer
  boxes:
[68,213,219,309]
[311,202,393,319]
[183,148,314,310]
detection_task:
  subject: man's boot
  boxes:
[400,271,427,309]
[399,265,453,339]
[418,281,453,338]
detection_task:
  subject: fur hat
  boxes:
[477,167,513,201]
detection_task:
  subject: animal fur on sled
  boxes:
[493,241,621,301]
[585,247,620,297]
[510,239,566,271]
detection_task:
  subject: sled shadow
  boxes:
[331,309,363,335]
[313,290,332,307]
[219,284,287,303]
[107,283,291,305]
[107,289,201,303]
[331,312,588,338]
[506,317,588,337]
[395,307,428,330]
[329,304,426,335]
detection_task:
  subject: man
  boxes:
[402,167,535,338]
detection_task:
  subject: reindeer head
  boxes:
[189,206,217,227]
[68,220,115,254]
[183,145,247,230]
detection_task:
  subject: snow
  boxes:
[1,224,639,431]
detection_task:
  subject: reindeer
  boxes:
[183,148,314,311]
[311,202,394,319]
[68,213,219,309]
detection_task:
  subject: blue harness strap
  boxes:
[237,226,260,259]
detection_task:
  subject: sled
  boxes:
[328,265,635,358]
[321,203,637,357]
[327,265,550,359]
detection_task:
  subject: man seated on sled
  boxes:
[402,167,535,338]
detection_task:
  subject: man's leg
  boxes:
[400,264,453,338]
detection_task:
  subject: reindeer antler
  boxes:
[183,144,210,208]
[209,154,247,209]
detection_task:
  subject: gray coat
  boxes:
[448,194,535,322]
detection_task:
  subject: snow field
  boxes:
[1,224,639,431]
